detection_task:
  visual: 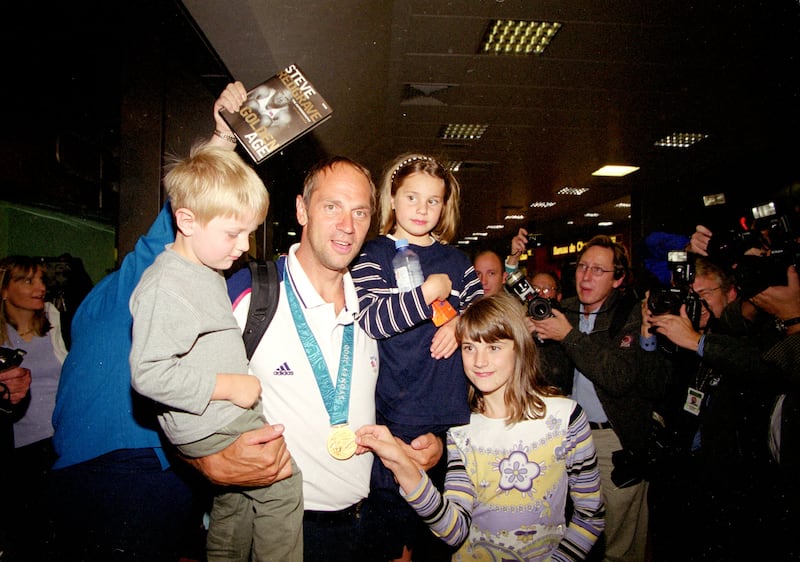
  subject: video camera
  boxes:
[505,270,559,320]
[647,251,702,328]
[706,200,799,299]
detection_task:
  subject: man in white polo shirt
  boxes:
[190,82,443,561]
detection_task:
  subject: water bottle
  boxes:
[393,238,425,291]
[392,238,456,326]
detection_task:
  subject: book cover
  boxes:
[219,64,333,164]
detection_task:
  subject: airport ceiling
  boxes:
[182,0,799,250]
[3,1,797,255]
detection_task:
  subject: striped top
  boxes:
[351,235,482,431]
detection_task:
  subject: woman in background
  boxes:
[0,255,67,560]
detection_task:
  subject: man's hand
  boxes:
[507,228,528,268]
[750,265,800,335]
[402,432,443,472]
[648,305,703,352]
[688,225,713,256]
[210,81,248,147]
[531,308,573,342]
[185,423,292,487]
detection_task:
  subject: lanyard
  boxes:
[284,273,354,426]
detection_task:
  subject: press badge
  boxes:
[683,387,703,416]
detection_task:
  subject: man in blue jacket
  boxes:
[48,86,291,561]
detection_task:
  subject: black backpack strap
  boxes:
[243,260,280,360]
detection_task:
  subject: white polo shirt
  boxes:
[232,244,379,511]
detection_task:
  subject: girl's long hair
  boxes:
[456,292,559,424]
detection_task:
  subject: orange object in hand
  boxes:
[432,299,457,326]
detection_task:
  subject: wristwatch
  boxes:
[775,316,800,332]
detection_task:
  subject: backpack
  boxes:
[242,259,282,360]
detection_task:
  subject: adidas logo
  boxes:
[273,362,294,376]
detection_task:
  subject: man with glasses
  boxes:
[644,255,782,559]
[523,234,669,562]
[530,270,562,302]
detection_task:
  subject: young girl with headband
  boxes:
[351,152,483,561]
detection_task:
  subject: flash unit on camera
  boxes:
[703,193,726,207]
[752,202,776,220]
[667,251,687,262]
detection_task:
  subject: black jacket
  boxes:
[539,289,669,455]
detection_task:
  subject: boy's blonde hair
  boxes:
[456,292,560,424]
[164,143,269,225]
[377,153,461,243]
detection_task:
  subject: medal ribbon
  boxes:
[284,273,354,426]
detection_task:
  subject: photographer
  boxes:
[518,234,669,562]
[644,255,783,560]
[756,265,800,558]
[688,222,800,557]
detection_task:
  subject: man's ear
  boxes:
[296,194,308,226]
[174,208,196,236]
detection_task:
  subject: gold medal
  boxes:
[327,425,357,460]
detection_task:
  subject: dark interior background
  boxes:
[1,0,798,283]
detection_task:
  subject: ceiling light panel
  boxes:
[654,132,709,148]
[440,124,488,140]
[480,19,562,55]
[557,187,589,196]
[592,165,640,177]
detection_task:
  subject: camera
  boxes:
[526,232,544,248]
[706,200,799,299]
[647,287,687,316]
[505,270,558,320]
[0,346,26,371]
[0,347,26,415]
[647,251,702,328]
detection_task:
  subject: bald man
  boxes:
[473,250,506,296]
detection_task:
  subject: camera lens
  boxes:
[529,297,553,320]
